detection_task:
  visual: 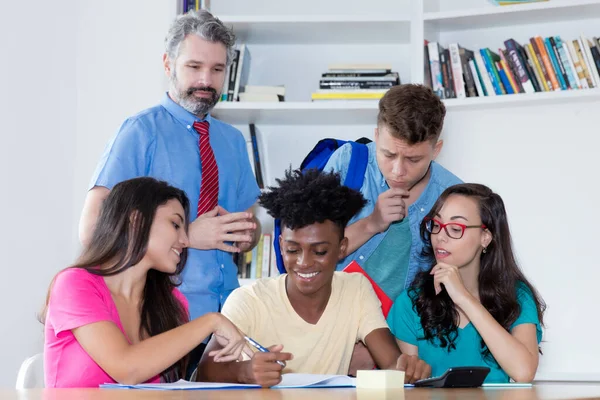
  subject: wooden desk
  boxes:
[4,383,600,400]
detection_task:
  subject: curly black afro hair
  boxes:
[258,168,367,237]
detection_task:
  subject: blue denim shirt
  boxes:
[324,142,462,288]
[90,93,260,320]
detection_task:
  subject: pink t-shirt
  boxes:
[44,268,189,388]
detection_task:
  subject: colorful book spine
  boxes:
[534,36,560,90]
[516,41,542,92]
[555,36,580,89]
[482,48,505,95]
[448,43,467,98]
[545,37,568,90]
[468,59,486,96]
[497,64,515,94]
[474,50,495,96]
[573,39,594,88]
[427,42,444,98]
[459,47,478,97]
[583,36,600,86]
[440,47,454,98]
[527,42,550,91]
[566,40,588,89]
[499,50,521,93]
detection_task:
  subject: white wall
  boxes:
[73,0,178,251]
[0,0,177,389]
[0,0,77,388]
[439,102,600,381]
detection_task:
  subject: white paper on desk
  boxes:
[100,379,260,390]
[273,373,356,388]
[100,374,356,390]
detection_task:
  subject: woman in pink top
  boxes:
[41,177,251,388]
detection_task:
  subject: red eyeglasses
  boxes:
[424,217,487,239]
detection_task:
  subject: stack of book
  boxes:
[311,63,400,101]
[425,34,600,99]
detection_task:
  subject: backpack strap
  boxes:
[273,220,285,274]
[343,141,369,191]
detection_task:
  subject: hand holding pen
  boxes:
[244,336,294,388]
[245,336,287,367]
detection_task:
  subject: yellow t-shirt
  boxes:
[221,272,389,375]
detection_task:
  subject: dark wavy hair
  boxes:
[408,183,546,363]
[258,168,367,237]
[40,177,191,381]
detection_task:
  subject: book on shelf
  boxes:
[235,233,279,281]
[312,65,399,101]
[182,0,210,13]
[248,124,264,189]
[239,92,283,102]
[427,41,444,98]
[239,85,285,102]
[424,40,433,91]
[311,90,388,101]
[424,34,600,100]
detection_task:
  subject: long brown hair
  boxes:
[41,177,191,381]
[409,183,546,364]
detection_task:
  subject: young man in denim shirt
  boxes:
[325,84,461,373]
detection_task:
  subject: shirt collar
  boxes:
[160,92,213,131]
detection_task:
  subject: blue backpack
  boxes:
[272,137,371,274]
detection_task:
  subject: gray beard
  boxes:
[169,73,220,117]
[171,88,218,117]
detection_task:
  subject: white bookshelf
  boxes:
[213,89,600,123]
[211,0,600,124]
[443,88,600,109]
[213,101,379,125]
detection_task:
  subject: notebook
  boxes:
[343,260,393,317]
[100,373,356,390]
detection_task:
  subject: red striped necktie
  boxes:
[193,121,219,216]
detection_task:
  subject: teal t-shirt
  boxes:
[387,283,543,383]
[362,218,411,302]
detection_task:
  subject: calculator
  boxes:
[413,367,490,388]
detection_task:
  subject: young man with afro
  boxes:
[197,169,431,387]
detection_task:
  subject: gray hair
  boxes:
[165,10,236,65]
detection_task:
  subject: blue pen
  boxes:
[244,336,286,367]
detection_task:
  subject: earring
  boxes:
[482,247,487,254]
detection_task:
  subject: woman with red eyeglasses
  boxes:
[386,183,546,383]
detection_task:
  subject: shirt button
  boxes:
[359,255,364,260]
[420,208,425,212]
[220,264,224,269]
[187,125,191,129]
